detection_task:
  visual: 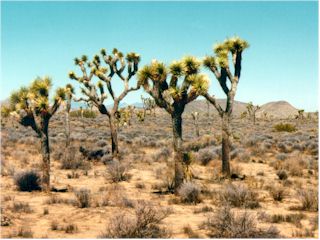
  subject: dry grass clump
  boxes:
[219,183,260,209]
[270,213,305,227]
[203,206,280,238]
[296,188,318,211]
[100,201,171,238]
[13,170,41,192]
[178,182,201,204]
[8,227,34,238]
[96,184,134,208]
[46,195,76,205]
[74,188,91,208]
[11,202,33,213]
[197,148,216,165]
[268,185,287,202]
[183,225,200,238]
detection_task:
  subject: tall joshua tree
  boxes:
[138,57,209,191]
[203,36,249,177]
[69,48,140,158]
[7,77,66,191]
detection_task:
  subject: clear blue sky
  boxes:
[1,1,318,111]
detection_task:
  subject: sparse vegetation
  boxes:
[274,123,297,132]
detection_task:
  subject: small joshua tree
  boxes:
[296,109,305,120]
[7,77,66,191]
[191,111,200,137]
[69,48,140,158]
[246,102,260,125]
[141,95,156,117]
[64,84,74,147]
[138,57,209,191]
[203,36,249,177]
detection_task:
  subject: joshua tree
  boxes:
[64,84,74,147]
[206,99,210,118]
[191,111,200,137]
[138,56,209,191]
[203,36,249,177]
[69,48,140,158]
[7,77,66,191]
[136,110,145,122]
[246,102,260,125]
[141,95,156,117]
[296,109,305,120]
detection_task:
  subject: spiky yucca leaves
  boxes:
[138,56,209,192]
[202,36,249,177]
[7,77,67,192]
[246,102,260,125]
[69,48,141,157]
[138,57,209,113]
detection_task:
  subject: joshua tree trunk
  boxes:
[65,103,71,147]
[40,118,50,192]
[172,112,184,191]
[221,113,231,176]
[109,115,119,158]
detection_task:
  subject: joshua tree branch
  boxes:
[204,93,224,116]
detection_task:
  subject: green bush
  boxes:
[273,123,296,132]
[70,109,96,118]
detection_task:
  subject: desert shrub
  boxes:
[203,206,280,238]
[297,188,318,211]
[70,109,96,118]
[197,148,216,165]
[43,207,49,215]
[268,185,287,201]
[75,188,91,208]
[64,223,78,234]
[178,182,201,204]
[16,227,34,238]
[183,225,200,238]
[274,123,296,132]
[270,213,305,227]
[14,170,41,192]
[276,170,288,180]
[46,195,76,205]
[11,202,33,213]
[152,147,171,162]
[100,201,171,238]
[61,147,90,170]
[106,160,129,182]
[276,153,287,161]
[239,152,250,162]
[194,206,213,214]
[98,184,134,208]
[219,184,260,209]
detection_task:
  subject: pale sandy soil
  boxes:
[0,112,318,238]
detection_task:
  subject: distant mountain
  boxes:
[0,97,303,119]
[257,101,299,119]
[185,99,299,119]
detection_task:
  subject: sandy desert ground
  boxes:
[0,105,318,238]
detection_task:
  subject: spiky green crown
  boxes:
[137,60,167,87]
[169,61,185,77]
[126,52,141,63]
[189,74,210,95]
[203,56,216,69]
[182,56,201,75]
[212,36,249,68]
[30,77,52,98]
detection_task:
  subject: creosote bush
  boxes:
[273,123,296,132]
[203,206,280,238]
[178,182,201,204]
[70,109,97,118]
[106,160,129,182]
[100,201,171,238]
[219,183,260,209]
[14,170,41,192]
